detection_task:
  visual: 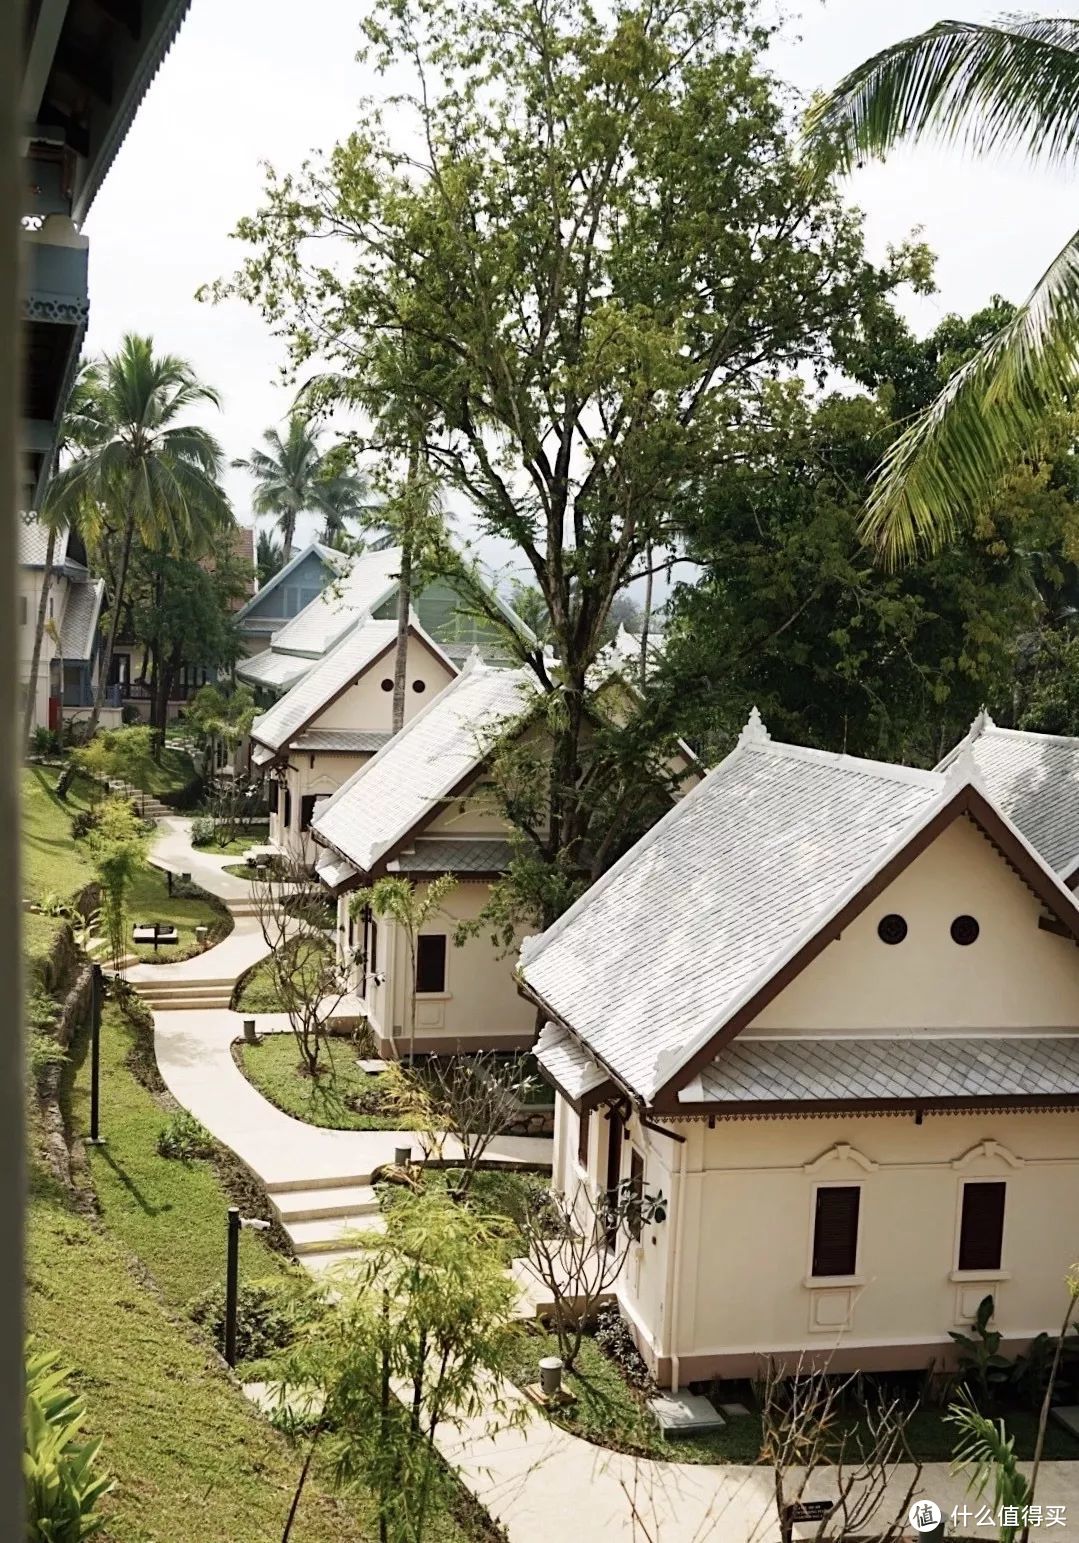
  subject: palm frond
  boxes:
[805,16,1079,175]
[862,219,1079,565]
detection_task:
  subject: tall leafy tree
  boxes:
[232,413,366,558]
[255,528,284,585]
[805,15,1079,563]
[214,0,929,924]
[50,334,231,787]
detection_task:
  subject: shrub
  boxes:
[120,704,141,725]
[25,1341,114,1540]
[31,726,61,756]
[189,1279,299,1363]
[593,1304,655,1391]
[190,816,215,848]
[156,1110,216,1162]
[70,809,99,841]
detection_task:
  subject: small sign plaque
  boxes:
[785,1500,834,1523]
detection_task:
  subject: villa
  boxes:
[522,712,1079,1388]
[19,515,109,731]
[249,612,458,865]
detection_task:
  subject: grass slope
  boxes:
[22,765,96,902]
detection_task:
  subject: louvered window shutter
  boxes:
[812,1186,860,1277]
[958,1182,1006,1271]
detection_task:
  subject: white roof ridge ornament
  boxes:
[738,706,771,747]
[941,741,988,798]
[969,707,996,740]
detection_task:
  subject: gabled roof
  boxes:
[234,541,347,627]
[268,546,404,658]
[236,649,312,693]
[19,516,70,569]
[938,713,1079,881]
[293,729,393,754]
[312,658,534,877]
[386,837,515,876]
[249,613,455,758]
[58,577,105,662]
[520,713,1079,1105]
[534,1022,611,1108]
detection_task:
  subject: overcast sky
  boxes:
[81,0,1077,568]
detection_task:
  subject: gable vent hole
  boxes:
[877,914,907,945]
[951,915,980,946]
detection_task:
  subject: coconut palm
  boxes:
[805,16,1079,565]
[51,334,231,786]
[232,414,367,559]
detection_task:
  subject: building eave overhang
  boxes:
[657,1094,1079,1120]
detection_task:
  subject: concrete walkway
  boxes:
[149,815,258,903]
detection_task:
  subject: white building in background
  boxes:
[523,714,1079,1389]
[18,516,109,734]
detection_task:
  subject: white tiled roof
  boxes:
[250,616,401,754]
[313,659,534,875]
[18,516,69,568]
[269,546,402,658]
[534,1022,609,1102]
[520,720,952,1102]
[316,848,359,891]
[235,649,312,692]
[938,714,1079,878]
[58,577,104,661]
[234,540,347,626]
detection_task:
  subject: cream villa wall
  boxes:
[18,566,53,727]
[750,815,1079,1034]
[268,637,455,863]
[554,1100,1079,1388]
[342,878,535,1056]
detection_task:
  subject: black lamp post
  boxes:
[224,1205,271,1367]
[87,963,104,1145]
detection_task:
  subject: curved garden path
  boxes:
[139,820,1079,1541]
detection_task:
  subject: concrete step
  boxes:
[300,1249,374,1277]
[144,996,233,1012]
[133,977,237,991]
[267,1171,377,1194]
[285,1211,386,1255]
[269,1183,379,1224]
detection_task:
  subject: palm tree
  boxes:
[805,16,1079,565]
[52,334,230,789]
[22,365,103,754]
[232,414,366,559]
[256,528,285,585]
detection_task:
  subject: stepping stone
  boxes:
[719,1401,752,1418]
[357,1058,387,1075]
[1052,1406,1079,1440]
[648,1390,725,1437]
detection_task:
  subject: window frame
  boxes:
[415,932,448,995]
[955,1179,1007,1275]
[299,793,318,832]
[808,1182,862,1282]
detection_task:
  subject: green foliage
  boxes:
[185,683,257,751]
[31,726,61,757]
[271,1191,520,1542]
[190,816,215,848]
[86,799,148,969]
[25,1341,115,1540]
[949,1295,1013,1404]
[190,1280,300,1364]
[232,413,368,558]
[74,727,156,794]
[156,1110,216,1162]
[804,18,1079,561]
[947,1390,1032,1543]
[214,0,931,929]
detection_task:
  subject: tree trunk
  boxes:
[639,545,653,691]
[392,536,412,736]
[280,510,297,563]
[57,517,134,796]
[22,524,58,755]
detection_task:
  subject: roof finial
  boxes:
[969,706,995,740]
[942,739,987,796]
[738,706,771,747]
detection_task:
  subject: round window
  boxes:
[877,913,908,946]
[950,915,980,946]
[380,678,393,692]
[412,679,426,694]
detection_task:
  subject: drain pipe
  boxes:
[664,1129,689,1392]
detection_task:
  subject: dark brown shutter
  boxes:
[283,788,292,828]
[300,794,317,831]
[958,1182,1006,1271]
[812,1186,860,1277]
[628,1148,645,1242]
[415,934,447,993]
[577,1107,590,1167]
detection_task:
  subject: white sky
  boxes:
[81,0,1078,566]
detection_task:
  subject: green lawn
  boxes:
[193,823,269,856]
[21,765,96,902]
[138,744,199,796]
[237,1031,400,1130]
[127,865,232,964]
[65,999,286,1309]
[505,1326,1079,1466]
[232,957,284,1012]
